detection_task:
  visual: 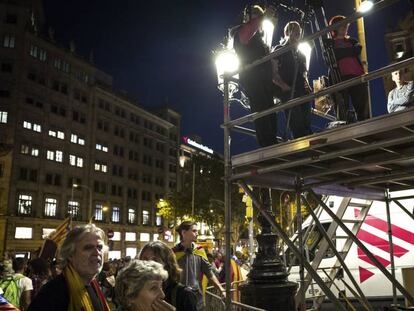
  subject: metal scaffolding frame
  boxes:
[220,0,414,309]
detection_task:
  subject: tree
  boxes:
[157,154,246,242]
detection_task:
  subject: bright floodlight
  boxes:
[215,50,239,75]
[262,19,275,49]
[358,0,374,13]
[215,49,240,94]
[298,41,312,70]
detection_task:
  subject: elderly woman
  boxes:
[115,260,175,311]
[139,241,197,311]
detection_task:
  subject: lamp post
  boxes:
[73,183,92,222]
[215,30,297,311]
[215,46,239,310]
[191,161,195,216]
[356,0,373,117]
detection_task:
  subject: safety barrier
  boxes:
[205,283,266,311]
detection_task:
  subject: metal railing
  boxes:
[205,283,266,311]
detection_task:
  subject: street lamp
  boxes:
[215,47,239,96]
[72,183,92,222]
[358,0,374,13]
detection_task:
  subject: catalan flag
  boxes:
[49,217,72,246]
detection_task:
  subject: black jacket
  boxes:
[27,274,69,311]
[164,280,197,311]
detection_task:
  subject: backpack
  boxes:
[0,275,23,307]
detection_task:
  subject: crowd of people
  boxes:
[231,4,413,147]
[0,222,247,311]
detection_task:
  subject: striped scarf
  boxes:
[63,264,109,311]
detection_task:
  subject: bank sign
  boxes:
[182,136,213,154]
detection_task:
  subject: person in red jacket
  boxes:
[232,5,278,147]
[326,15,370,123]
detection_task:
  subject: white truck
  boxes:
[288,190,414,309]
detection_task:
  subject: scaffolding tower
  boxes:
[220,0,414,310]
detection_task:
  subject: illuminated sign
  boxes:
[183,136,213,154]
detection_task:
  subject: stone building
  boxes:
[0,0,180,258]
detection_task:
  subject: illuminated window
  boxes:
[15,227,32,239]
[20,144,29,154]
[126,247,137,258]
[70,133,85,145]
[3,35,15,48]
[94,162,107,173]
[153,234,159,241]
[56,151,63,162]
[140,233,150,242]
[69,155,83,167]
[125,232,136,241]
[23,121,41,132]
[18,194,32,215]
[156,215,162,226]
[96,143,108,152]
[76,157,83,167]
[68,200,79,219]
[31,148,39,157]
[42,228,54,239]
[44,197,57,217]
[142,210,150,225]
[112,231,121,241]
[95,204,103,221]
[0,111,7,123]
[108,251,121,259]
[33,124,41,132]
[46,150,55,161]
[128,208,136,224]
[112,206,120,223]
[23,121,32,129]
[69,154,76,166]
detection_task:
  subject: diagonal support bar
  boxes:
[238,180,348,311]
[308,189,414,305]
[301,196,373,311]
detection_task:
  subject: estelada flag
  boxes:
[48,217,72,246]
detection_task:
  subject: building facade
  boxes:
[0,0,180,259]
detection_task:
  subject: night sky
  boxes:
[43,0,411,154]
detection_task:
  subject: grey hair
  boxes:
[59,223,106,268]
[115,260,168,311]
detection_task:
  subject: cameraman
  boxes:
[272,21,312,139]
[232,5,278,147]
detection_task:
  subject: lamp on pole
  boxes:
[355,0,373,117]
[215,45,239,310]
[191,162,195,216]
[73,183,92,222]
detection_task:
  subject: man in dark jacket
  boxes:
[272,21,313,139]
[27,224,109,311]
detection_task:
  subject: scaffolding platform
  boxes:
[231,107,414,201]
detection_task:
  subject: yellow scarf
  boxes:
[63,264,103,311]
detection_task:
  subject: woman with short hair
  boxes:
[115,260,175,311]
[139,241,197,311]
